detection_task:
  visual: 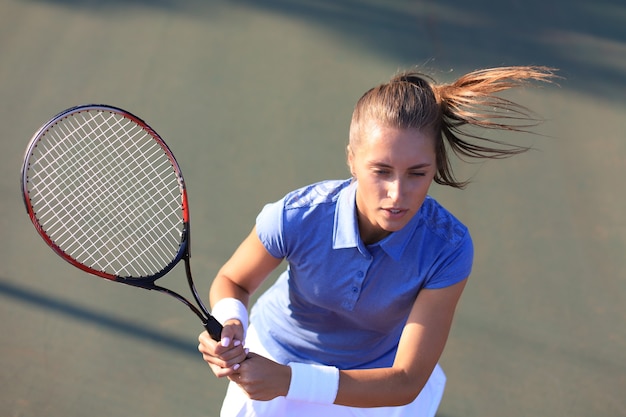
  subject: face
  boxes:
[348,123,437,244]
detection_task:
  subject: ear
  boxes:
[346,145,356,177]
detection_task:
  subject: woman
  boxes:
[198,66,556,416]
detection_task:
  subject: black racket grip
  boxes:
[204,316,223,341]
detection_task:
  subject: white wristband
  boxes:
[286,362,340,404]
[211,298,248,337]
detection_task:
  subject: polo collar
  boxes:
[332,180,421,261]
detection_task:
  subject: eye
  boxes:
[410,171,426,177]
[373,168,391,176]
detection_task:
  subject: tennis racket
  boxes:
[21,104,223,340]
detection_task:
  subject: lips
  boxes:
[383,208,407,218]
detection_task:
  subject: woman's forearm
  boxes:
[209,273,252,308]
[334,366,431,408]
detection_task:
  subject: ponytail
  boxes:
[349,66,558,189]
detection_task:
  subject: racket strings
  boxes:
[32,112,182,275]
[26,109,185,278]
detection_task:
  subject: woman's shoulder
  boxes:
[419,196,470,246]
[283,179,352,210]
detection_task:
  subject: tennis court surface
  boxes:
[1,1,625,416]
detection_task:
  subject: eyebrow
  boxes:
[408,163,432,169]
[371,161,433,169]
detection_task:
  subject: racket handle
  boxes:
[204,317,223,341]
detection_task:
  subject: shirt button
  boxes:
[352,287,359,293]
[356,271,364,278]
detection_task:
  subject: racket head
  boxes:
[21,104,190,285]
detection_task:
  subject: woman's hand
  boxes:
[199,324,291,401]
[198,320,247,378]
[227,353,291,401]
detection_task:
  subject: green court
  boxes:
[1,1,625,416]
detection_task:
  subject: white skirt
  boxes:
[220,324,447,417]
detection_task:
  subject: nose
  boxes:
[387,178,402,202]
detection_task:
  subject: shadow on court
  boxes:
[1,1,625,417]
[23,0,626,101]
[0,279,198,357]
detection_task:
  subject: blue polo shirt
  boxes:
[250,179,473,370]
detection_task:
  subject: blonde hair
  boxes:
[348,66,558,188]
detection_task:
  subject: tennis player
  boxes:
[198,66,556,416]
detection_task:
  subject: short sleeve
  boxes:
[255,198,287,259]
[423,230,474,289]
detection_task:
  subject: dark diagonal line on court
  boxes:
[0,278,198,357]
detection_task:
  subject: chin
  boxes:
[379,221,407,234]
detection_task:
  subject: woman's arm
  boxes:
[198,227,283,377]
[209,226,283,308]
[335,277,468,407]
[224,277,468,406]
